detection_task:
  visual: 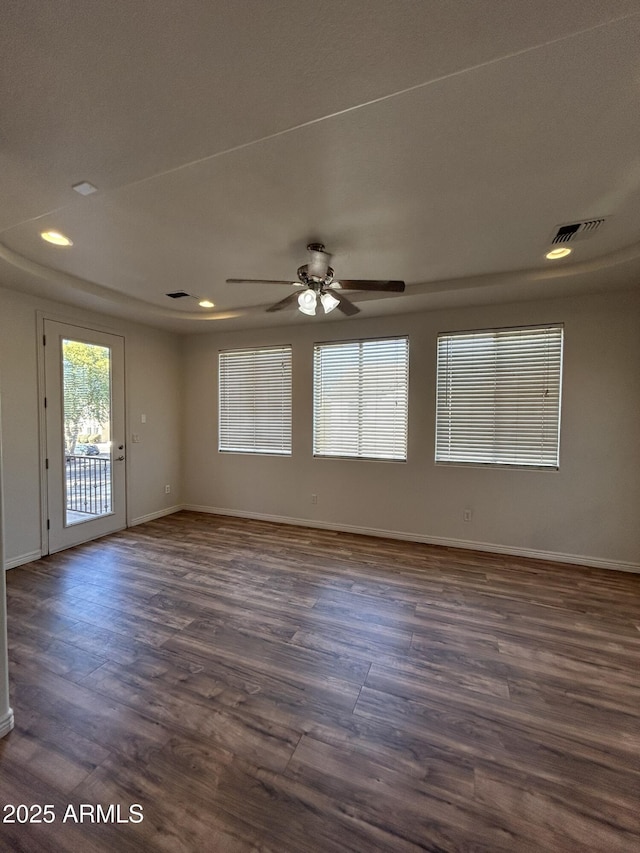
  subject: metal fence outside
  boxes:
[66,455,112,516]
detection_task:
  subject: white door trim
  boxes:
[37,314,128,554]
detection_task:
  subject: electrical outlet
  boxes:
[165,484,171,494]
[132,433,140,443]
[463,509,472,522]
[311,494,318,505]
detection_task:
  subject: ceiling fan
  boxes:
[226,243,405,316]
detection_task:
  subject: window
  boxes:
[313,337,409,460]
[219,346,292,455]
[435,324,563,468]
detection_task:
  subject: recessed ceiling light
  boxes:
[545,247,572,260]
[41,230,73,246]
[72,181,98,196]
[198,300,215,308]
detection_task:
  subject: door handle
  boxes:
[116,455,125,461]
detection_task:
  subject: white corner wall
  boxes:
[0,393,14,737]
[182,288,640,572]
[0,286,183,567]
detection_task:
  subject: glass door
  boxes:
[43,320,126,553]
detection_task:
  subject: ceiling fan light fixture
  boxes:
[320,291,339,314]
[229,243,401,317]
[298,289,317,315]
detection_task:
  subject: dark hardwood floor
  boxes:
[1,511,639,852]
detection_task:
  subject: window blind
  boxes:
[219,346,292,455]
[313,337,409,460]
[435,324,563,468]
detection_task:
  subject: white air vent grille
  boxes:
[551,218,606,244]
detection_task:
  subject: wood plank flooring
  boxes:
[1,511,639,852]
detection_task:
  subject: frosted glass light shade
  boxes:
[320,291,339,314]
[298,290,317,315]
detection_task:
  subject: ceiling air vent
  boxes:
[166,290,191,299]
[550,218,607,244]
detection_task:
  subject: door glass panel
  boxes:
[62,339,113,526]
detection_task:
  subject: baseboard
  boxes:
[0,707,14,738]
[5,507,634,574]
[129,505,183,527]
[182,504,640,574]
[4,550,42,570]
[3,509,183,567]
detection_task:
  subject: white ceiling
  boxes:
[2,1,640,332]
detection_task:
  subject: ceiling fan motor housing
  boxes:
[297,264,335,291]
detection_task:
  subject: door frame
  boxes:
[37,312,129,555]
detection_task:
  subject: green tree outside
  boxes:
[63,340,111,454]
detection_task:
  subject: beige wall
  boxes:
[0,286,183,567]
[182,289,640,570]
[1,283,638,572]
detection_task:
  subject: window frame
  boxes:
[313,335,409,462]
[218,344,293,456]
[434,323,563,470]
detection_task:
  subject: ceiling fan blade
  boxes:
[226,278,300,286]
[266,291,301,313]
[333,290,360,316]
[334,279,405,292]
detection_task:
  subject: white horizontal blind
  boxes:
[314,337,409,460]
[435,324,563,468]
[219,346,292,454]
